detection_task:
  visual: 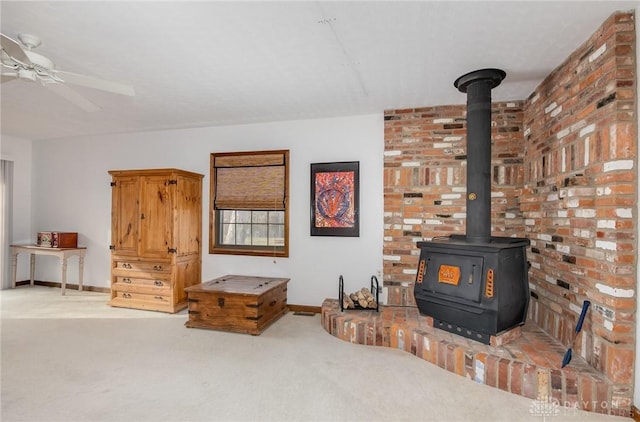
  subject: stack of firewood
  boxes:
[342,287,377,309]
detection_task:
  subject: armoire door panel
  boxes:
[111,176,139,256]
[175,176,203,257]
[139,175,173,258]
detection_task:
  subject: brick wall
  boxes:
[383,102,526,305]
[383,10,636,397]
[522,11,636,395]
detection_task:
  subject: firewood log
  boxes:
[342,292,355,309]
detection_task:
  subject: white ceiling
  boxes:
[1,1,637,141]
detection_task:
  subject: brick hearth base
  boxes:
[321,299,630,417]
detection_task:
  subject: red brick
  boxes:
[537,369,550,400]
[498,358,510,391]
[412,332,422,356]
[437,340,448,369]
[550,369,563,403]
[523,364,538,399]
[605,346,634,384]
[610,385,633,416]
[485,355,499,388]
[520,343,550,367]
[364,322,374,345]
[578,375,595,411]
[375,323,385,346]
[594,381,610,414]
[464,351,475,379]
[329,313,337,335]
[356,320,365,344]
[421,335,437,364]
[490,326,522,347]
[565,371,579,406]
[453,347,465,376]
[446,344,456,373]
[380,325,390,347]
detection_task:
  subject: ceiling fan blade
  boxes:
[0,33,32,66]
[56,70,135,96]
[45,82,102,112]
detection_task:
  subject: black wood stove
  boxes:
[413,69,530,344]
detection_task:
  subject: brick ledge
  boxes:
[321,298,630,417]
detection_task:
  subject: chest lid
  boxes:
[185,274,289,296]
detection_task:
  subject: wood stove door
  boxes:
[422,253,484,303]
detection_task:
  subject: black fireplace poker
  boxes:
[454,68,506,244]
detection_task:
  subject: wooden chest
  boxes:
[184,275,289,335]
[37,232,78,248]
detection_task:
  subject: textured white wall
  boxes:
[27,114,384,306]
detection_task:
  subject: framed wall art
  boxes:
[310,161,359,237]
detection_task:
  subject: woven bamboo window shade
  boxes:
[213,151,287,210]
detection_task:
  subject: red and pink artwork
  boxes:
[310,161,359,237]
[314,171,355,228]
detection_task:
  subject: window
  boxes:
[210,150,289,257]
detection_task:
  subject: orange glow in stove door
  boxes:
[438,265,461,285]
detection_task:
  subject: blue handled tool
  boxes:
[561,300,590,368]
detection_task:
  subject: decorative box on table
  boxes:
[37,232,78,248]
[185,275,289,335]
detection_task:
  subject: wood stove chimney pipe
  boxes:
[454,68,506,244]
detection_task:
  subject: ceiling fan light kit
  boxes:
[17,33,42,49]
[0,32,135,111]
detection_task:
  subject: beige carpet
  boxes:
[0,286,629,422]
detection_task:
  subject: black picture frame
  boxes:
[310,161,360,237]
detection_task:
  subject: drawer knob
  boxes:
[218,297,225,308]
[122,263,132,269]
[154,280,163,286]
[154,296,164,300]
[153,265,163,271]
[123,293,131,299]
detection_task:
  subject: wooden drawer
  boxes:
[109,290,177,313]
[112,259,172,281]
[112,276,171,294]
[113,290,171,303]
[114,260,171,273]
[184,275,288,335]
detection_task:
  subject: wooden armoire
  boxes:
[108,168,203,313]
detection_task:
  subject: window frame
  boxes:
[209,150,289,257]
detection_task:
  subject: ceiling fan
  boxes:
[0,32,135,112]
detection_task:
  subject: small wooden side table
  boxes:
[10,244,87,295]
